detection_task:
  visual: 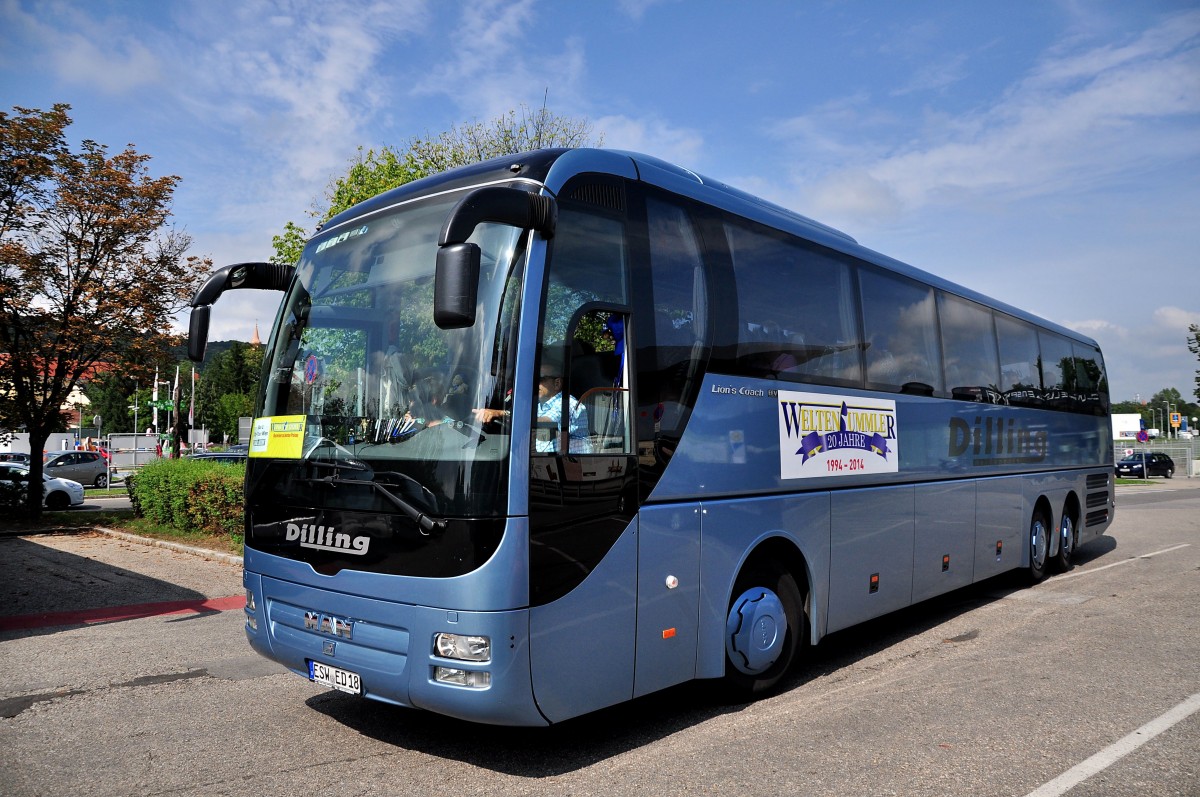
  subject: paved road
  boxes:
[76,493,133,511]
[0,482,1196,796]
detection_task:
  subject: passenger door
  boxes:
[528,180,639,722]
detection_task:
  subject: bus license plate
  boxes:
[309,660,361,695]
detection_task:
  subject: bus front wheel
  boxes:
[723,564,805,696]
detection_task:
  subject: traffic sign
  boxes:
[1136,430,1149,443]
[149,399,174,410]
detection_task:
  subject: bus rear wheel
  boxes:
[1029,509,1050,583]
[723,563,805,696]
[1052,513,1075,573]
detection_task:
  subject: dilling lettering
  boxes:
[285,522,370,555]
[948,416,1047,463]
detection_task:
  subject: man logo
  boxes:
[304,611,354,640]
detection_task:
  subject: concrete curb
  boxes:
[91,525,244,567]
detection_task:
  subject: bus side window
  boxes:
[570,310,632,454]
[641,197,708,458]
[860,269,943,395]
[938,292,1001,402]
[995,313,1042,407]
[538,200,629,455]
[723,221,861,386]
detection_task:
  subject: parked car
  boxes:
[0,462,85,510]
[0,452,31,464]
[187,451,248,464]
[43,450,109,487]
[1115,452,1175,479]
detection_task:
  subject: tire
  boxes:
[1052,512,1075,573]
[94,473,108,488]
[723,563,805,696]
[1165,467,1174,479]
[1029,509,1050,583]
[46,491,70,511]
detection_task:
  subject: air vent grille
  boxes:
[569,183,626,212]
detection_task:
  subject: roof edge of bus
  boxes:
[319,147,858,247]
[319,148,573,233]
[313,147,1098,349]
[608,149,858,246]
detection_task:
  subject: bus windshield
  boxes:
[252,193,526,519]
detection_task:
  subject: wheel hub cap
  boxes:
[726,587,787,675]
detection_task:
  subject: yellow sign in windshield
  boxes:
[248,415,307,459]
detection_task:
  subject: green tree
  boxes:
[0,104,209,516]
[195,342,263,443]
[271,105,602,264]
[1147,387,1199,435]
[84,371,136,434]
[1189,323,1200,403]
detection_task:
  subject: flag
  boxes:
[189,367,196,427]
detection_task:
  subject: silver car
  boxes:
[43,450,109,487]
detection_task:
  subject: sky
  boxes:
[2,0,1198,406]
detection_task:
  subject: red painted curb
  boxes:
[0,595,246,632]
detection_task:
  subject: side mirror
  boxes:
[188,305,211,362]
[434,243,481,329]
[433,187,556,330]
[187,261,295,362]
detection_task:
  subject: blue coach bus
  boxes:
[188,148,1114,725]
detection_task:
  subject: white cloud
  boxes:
[889,52,969,97]
[1,1,163,93]
[594,114,705,166]
[803,169,903,224]
[774,10,1200,223]
[173,0,431,183]
[1152,306,1200,331]
[409,1,589,123]
[616,0,679,21]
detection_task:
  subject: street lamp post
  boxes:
[128,383,140,437]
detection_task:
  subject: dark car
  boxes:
[0,452,31,464]
[1115,452,1175,479]
[187,452,248,465]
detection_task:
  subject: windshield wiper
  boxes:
[300,463,448,535]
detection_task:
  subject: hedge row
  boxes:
[127,458,245,537]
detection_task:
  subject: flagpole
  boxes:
[152,365,159,433]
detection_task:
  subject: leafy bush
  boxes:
[128,458,245,536]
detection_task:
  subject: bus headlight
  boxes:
[433,632,491,662]
[433,667,492,688]
[245,588,258,631]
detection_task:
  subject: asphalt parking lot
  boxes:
[0,480,1196,796]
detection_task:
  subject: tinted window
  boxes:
[995,313,1042,407]
[1072,341,1110,415]
[860,269,942,394]
[938,292,1001,402]
[724,221,862,385]
[639,196,709,449]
